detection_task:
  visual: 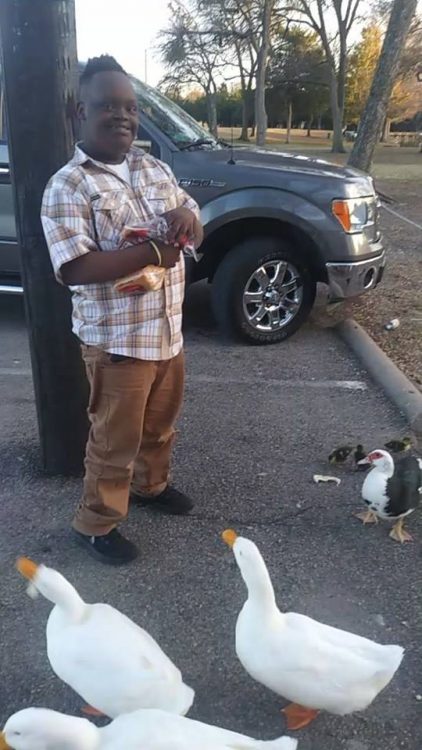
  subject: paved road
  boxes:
[0,287,419,750]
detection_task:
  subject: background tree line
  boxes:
[158,0,422,155]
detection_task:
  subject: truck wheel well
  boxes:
[198,218,327,283]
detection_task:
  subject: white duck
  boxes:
[356,449,422,542]
[0,707,298,750]
[16,557,194,718]
[222,529,403,730]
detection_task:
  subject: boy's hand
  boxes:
[164,207,197,246]
[159,243,182,269]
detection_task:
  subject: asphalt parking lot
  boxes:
[0,285,419,750]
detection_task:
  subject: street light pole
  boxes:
[0,0,89,476]
[145,49,148,84]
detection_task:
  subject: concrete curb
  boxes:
[337,318,422,440]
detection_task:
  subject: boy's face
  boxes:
[78,71,139,163]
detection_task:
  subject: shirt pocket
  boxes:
[143,181,177,216]
[91,191,134,248]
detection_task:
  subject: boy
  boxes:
[42,56,203,565]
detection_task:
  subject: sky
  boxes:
[75,0,170,86]
[75,0,419,91]
[75,0,366,90]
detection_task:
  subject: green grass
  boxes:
[218,127,422,181]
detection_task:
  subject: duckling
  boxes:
[384,437,412,453]
[354,445,369,471]
[328,446,354,464]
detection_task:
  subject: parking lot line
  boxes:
[188,374,367,390]
[0,367,367,390]
[382,204,422,231]
[0,367,32,376]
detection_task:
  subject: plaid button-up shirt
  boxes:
[41,145,200,361]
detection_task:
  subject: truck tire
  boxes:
[211,236,316,344]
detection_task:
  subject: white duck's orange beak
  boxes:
[221,529,238,548]
[0,731,11,750]
[16,557,39,580]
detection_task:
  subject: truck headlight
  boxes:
[332,198,375,233]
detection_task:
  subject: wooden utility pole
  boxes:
[0,0,89,475]
[348,0,418,172]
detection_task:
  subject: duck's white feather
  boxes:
[47,603,193,717]
[229,536,403,716]
[361,450,422,520]
[101,709,298,750]
[29,564,194,718]
[361,470,392,518]
[2,707,298,750]
[236,606,403,714]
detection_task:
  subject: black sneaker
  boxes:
[73,528,139,565]
[131,486,194,515]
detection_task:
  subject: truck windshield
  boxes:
[131,78,223,151]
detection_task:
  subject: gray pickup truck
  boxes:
[0,75,385,344]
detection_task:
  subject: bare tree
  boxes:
[288,0,363,152]
[195,0,281,145]
[349,0,418,171]
[201,0,258,140]
[234,39,257,140]
[227,0,285,145]
[159,1,224,136]
[268,27,330,141]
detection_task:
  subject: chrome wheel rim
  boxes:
[242,259,303,332]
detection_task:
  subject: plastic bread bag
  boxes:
[113,266,166,294]
[113,217,197,295]
[121,217,199,260]
[113,219,166,295]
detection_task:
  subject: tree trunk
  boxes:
[286,101,293,144]
[206,91,218,137]
[381,116,392,142]
[239,95,250,141]
[255,0,274,146]
[307,116,313,137]
[234,41,250,142]
[255,51,267,146]
[330,72,345,153]
[349,0,417,171]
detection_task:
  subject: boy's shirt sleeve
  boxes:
[41,179,98,283]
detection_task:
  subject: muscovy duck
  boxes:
[356,449,422,542]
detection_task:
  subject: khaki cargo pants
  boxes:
[72,346,184,536]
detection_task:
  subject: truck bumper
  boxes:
[325,250,386,302]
